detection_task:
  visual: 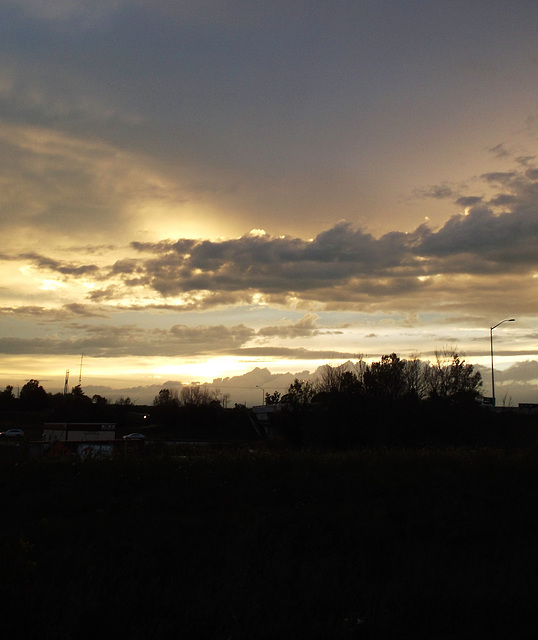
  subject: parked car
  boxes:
[0,428,24,438]
[122,433,145,440]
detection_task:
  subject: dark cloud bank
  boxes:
[8,169,538,309]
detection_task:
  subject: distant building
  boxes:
[251,404,288,438]
[43,422,116,442]
[518,403,538,414]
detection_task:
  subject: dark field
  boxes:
[2,446,538,639]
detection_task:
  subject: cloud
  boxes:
[489,194,517,207]
[121,194,538,300]
[414,183,457,200]
[256,313,342,339]
[228,346,359,360]
[496,360,538,383]
[1,157,538,327]
[4,158,538,317]
[0,336,85,356]
[18,253,101,277]
[0,322,254,358]
[488,143,510,158]
[125,221,418,302]
[455,196,483,208]
[0,311,348,358]
[166,323,254,351]
[0,319,355,360]
[517,156,536,167]
[81,322,256,357]
[417,205,510,256]
[480,172,517,185]
[416,166,538,266]
[0,303,107,320]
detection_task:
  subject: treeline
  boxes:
[150,386,248,429]
[261,352,534,449]
[0,380,138,418]
[2,352,534,448]
[267,351,482,406]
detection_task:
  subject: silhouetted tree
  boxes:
[180,385,221,406]
[0,385,16,410]
[48,385,97,419]
[282,379,316,404]
[314,366,362,400]
[19,379,49,411]
[115,397,134,406]
[363,353,406,402]
[402,355,428,401]
[265,391,281,405]
[425,351,482,404]
[152,388,180,424]
[306,367,364,447]
[69,384,92,405]
[154,388,179,407]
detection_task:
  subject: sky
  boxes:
[1,0,538,406]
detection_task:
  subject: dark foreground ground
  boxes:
[2,445,538,639]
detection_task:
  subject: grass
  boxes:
[2,446,538,639]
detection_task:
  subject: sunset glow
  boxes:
[1,1,538,406]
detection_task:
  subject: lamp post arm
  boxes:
[490,319,516,331]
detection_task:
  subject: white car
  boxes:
[122,433,145,440]
[0,428,24,438]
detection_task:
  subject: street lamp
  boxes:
[490,318,515,407]
[256,385,265,405]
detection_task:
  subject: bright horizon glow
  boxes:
[0,350,533,409]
